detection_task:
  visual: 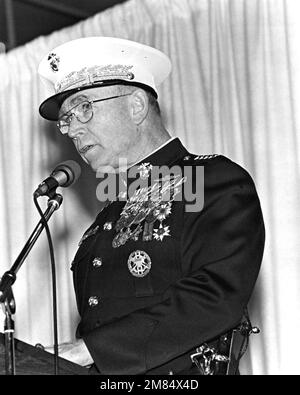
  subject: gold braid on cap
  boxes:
[55,64,135,93]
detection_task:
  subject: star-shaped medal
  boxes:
[153,224,170,241]
[154,202,172,221]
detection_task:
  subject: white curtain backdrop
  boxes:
[0,0,299,375]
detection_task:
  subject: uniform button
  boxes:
[103,222,113,231]
[88,296,99,307]
[92,257,103,267]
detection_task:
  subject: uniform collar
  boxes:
[133,137,188,168]
[112,137,189,199]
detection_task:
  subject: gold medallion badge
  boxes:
[127,250,152,277]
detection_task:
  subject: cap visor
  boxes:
[39,80,157,121]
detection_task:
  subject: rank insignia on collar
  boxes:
[127,250,151,277]
[194,154,219,160]
[138,162,153,179]
[153,202,172,221]
[78,225,99,246]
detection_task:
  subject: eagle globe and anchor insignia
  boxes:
[127,250,151,277]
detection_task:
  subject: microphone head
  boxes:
[52,160,81,187]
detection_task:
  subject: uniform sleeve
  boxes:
[83,161,265,374]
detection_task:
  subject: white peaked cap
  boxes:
[38,36,172,121]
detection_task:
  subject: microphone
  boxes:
[34,160,81,197]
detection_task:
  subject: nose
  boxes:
[67,115,85,140]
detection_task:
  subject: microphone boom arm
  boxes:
[0,193,63,304]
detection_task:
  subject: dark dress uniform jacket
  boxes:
[71,138,265,375]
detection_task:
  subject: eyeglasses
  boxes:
[57,93,132,134]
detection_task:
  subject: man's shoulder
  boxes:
[177,152,254,184]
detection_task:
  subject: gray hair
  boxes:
[116,84,161,115]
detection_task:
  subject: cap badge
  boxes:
[47,52,60,72]
[127,250,151,277]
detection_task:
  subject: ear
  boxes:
[130,89,149,125]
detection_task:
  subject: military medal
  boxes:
[153,202,172,221]
[142,221,153,241]
[127,250,151,277]
[112,228,132,248]
[130,225,143,241]
[153,224,170,241]
[132,209,148,225]
[112,173,186,248]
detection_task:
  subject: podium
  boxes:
[0,333,88,375]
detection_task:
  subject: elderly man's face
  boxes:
[59,86,138,173]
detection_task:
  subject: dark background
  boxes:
[0,0,127,52]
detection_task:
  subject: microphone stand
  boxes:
[2,287,16,375]
[0,192,63,375]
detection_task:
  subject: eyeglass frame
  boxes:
[56,93,132,134]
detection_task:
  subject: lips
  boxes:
[79,145,95,154]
